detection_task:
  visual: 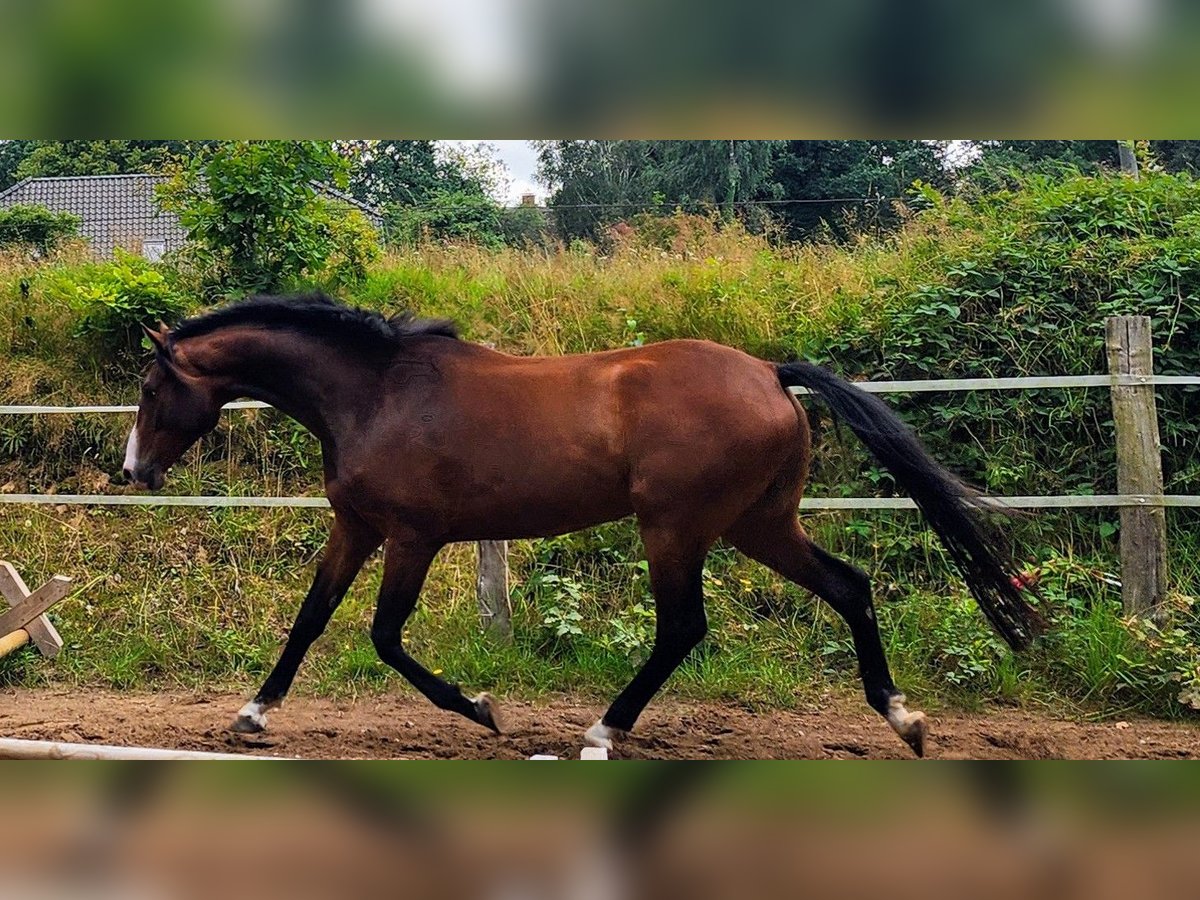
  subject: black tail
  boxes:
[777,361,1043,650]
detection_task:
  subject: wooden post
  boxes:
[473,343,513,642]
[476,541,511,641]
[1117,141,1139,179]
[1106,316,1167,616]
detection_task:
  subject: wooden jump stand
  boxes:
[0,561,69,660]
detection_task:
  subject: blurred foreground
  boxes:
[1,764,1198,900]
[4,1,1200,133]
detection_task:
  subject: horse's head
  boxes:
[122,323,224,490]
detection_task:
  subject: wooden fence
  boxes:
[3,315,1200,627]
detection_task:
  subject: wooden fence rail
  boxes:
[1,315,1195,622]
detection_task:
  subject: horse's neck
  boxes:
[179,328,372,446]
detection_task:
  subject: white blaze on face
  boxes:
[123,425,140,474]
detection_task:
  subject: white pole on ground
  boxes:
[0,737,289,760]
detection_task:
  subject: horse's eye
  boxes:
[144,387,157,399]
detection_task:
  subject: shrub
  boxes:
[68,251,187,360]
[498,204,553,249]
[385,189,506,248]
[311,204,381,289]
[0,204,80,253]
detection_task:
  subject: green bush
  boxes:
[311,204,381,289]
[0,204,80,253]
[67,251,187,360]
[800,170,1200,522]
[385,189,506,248]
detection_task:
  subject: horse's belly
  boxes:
[445,475,634,541]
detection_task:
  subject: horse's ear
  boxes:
[141,322,172,358]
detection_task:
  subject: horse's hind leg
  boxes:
[585,523,710,751]
[726,515,927,757]
[370,535,503,734]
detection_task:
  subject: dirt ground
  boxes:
[2,687,1198,758]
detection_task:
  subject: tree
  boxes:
[1148,141,1200,176]
[963,141,1121,192]
[768,141,950,239]
[340,140,444,208]
[534,140,660,241]
[13,141,196,181]
[499,203,551,249]
[536,140,947,243]
[0,140,35,191]
[656,140,781,220]
[389,188,506,248]
[340,140,509,246]
[158,141,352,295]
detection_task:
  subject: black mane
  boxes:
[171,293,459,354]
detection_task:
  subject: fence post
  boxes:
[476,540,511,641]
[1105,315,1167,616]
[1117,140,1139,179]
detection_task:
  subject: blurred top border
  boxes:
[2,0,1199,137]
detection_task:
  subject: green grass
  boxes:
[1,499,1197,722]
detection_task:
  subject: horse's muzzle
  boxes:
[125,465,164,491]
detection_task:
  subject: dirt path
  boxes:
[1,688,1197,758]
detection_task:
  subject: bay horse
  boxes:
[123,293,1041,757]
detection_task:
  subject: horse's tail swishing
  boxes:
[776,361,1044,651]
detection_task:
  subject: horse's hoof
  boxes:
[230,699,270,734]
[584,719,622,751]
[898,713,927,758]
[472,693,504,735]
[230,715,265,735]
[886,695,927,758]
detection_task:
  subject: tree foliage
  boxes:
[340,140,446,208]
[12,140,195,181]
[656,140,781,219]
[962,140,1122,193]
[768,140,950,239]
[535,140,948,242]
[0,140,35,191]
[534,140,660,242]
[157,140,354,295]
[535,140,1200,244]
[338,140,514,247]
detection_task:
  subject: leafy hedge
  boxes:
[802,173,1200,504]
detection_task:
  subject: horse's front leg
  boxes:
[231,512,381,734]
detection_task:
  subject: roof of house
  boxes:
[0,173,385,258]
[0,174,186,258]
